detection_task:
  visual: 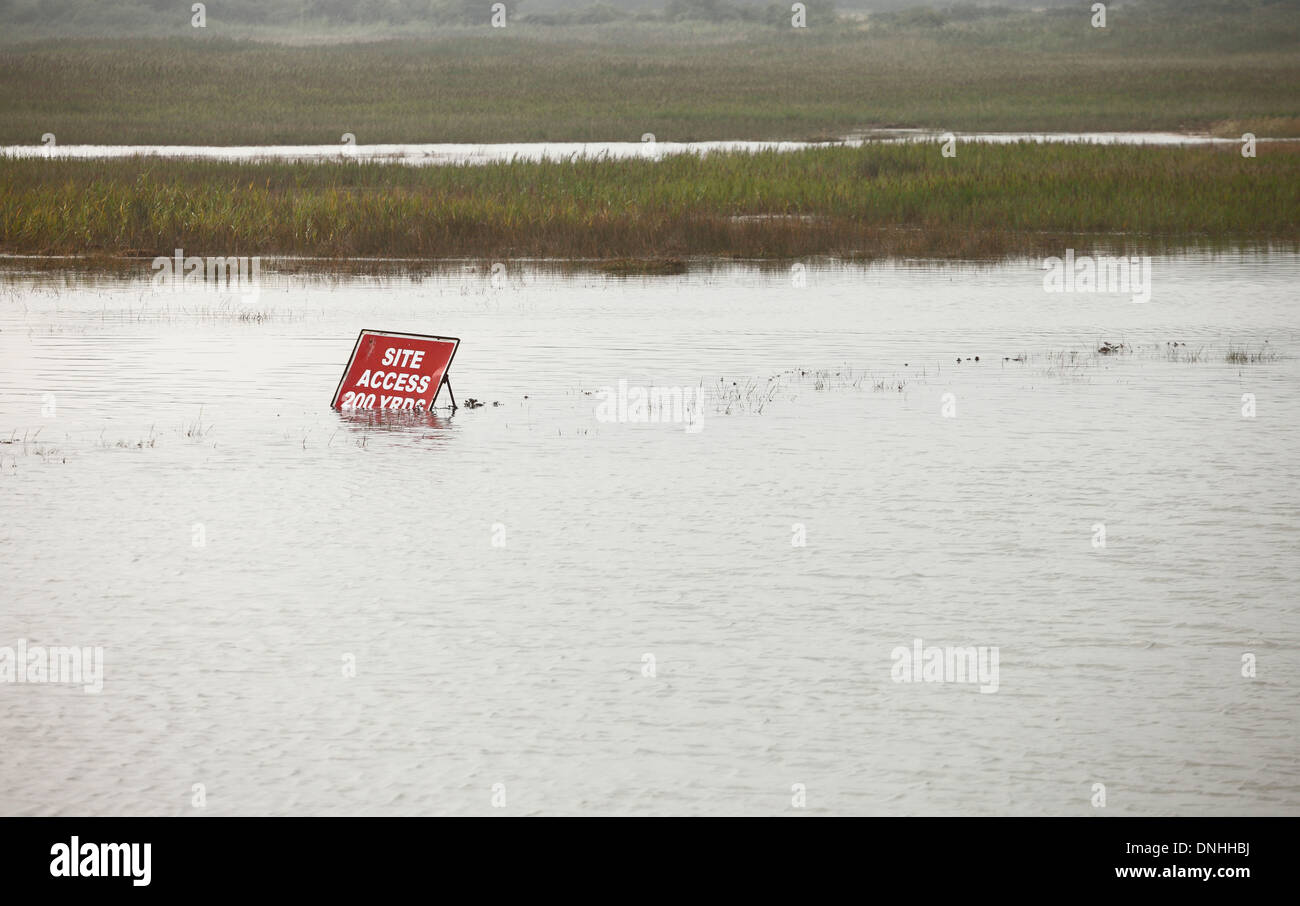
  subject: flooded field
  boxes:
[2,254,1298,815]
[2,132,1280,166]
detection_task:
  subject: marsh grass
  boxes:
[1225,344,1280,364]
[2,4,1299,143]
[4,419,240,468]
[94,427,156,449]
[1044,350,1094,378]
[1,427,39,451]
[713,377,782,416]
[1211,118,1300,139]
[1034,340,1281,373]
[808,368,867,392]
[596,258,688,276]
[184,409,213,440]
[3,143,1296,260]
[75,300,295,325]
[0,428,67,463]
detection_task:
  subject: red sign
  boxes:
[331,329,459,410]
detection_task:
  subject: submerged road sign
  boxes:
[331,329,460,411]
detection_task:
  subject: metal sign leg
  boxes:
[441,375,458,412]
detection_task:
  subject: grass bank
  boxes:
[1,3,1299,145]
[3,142,1296,260]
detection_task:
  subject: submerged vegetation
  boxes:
[2,142,1296,259]
[1026,340,1284,374]
[1225,344,1280,364]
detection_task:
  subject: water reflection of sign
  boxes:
[331,330,459,411]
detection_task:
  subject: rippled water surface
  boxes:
[2,255,1297,815]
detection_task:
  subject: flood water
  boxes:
[3,131,1279,166]
[2,254,1298,815]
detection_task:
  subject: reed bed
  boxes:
[2,142,1297,260]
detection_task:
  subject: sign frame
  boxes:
[330,329,461,412]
